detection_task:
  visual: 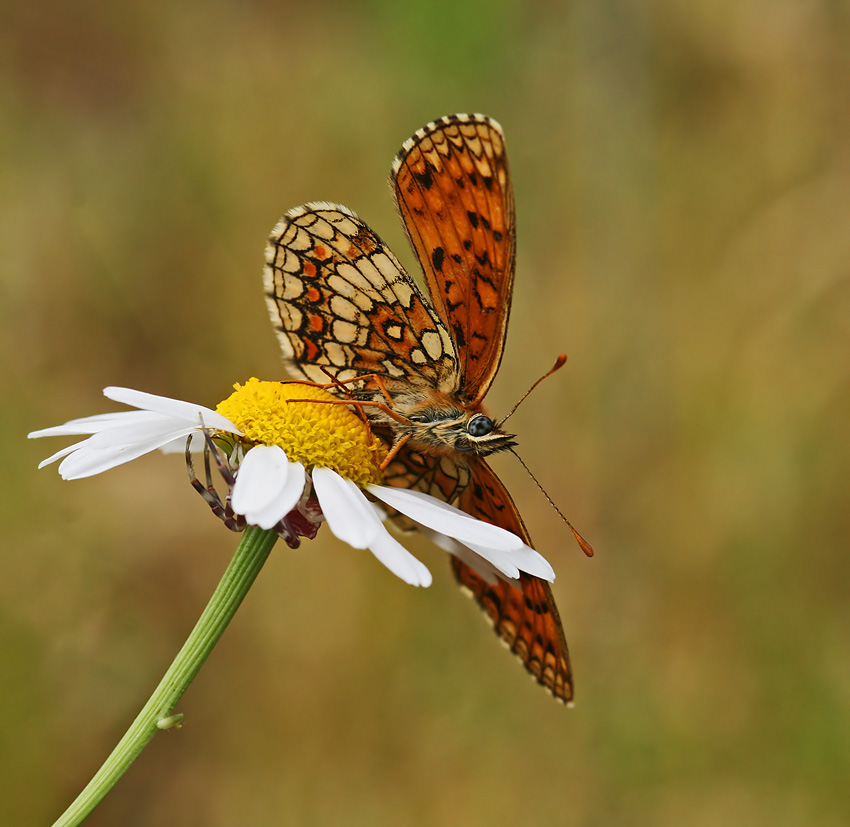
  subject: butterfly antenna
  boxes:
[499,354,568,427]
[509,448,594,557]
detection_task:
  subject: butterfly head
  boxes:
[461,413,517,455]
[404,407,517,457]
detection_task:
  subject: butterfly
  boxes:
[264,114,582,703]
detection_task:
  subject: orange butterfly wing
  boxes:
[375,424,471,506]
[456,458,573,704]
[379,436,574,704]
[392,114,515,403]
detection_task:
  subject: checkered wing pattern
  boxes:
[264,202,457,395]
[392,114,515,403]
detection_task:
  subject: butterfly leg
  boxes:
[378,433,411,471]
[309,368,400,431]
[282,395,413,426]
[352,373,396,407]
[285,371,397,408]
[316,367,375,428]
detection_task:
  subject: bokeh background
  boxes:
[3,1,849,824]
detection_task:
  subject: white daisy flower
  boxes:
[30,378,555,589]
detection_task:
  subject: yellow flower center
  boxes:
[216,378,385,486]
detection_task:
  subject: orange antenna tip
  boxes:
[568,524,594,558]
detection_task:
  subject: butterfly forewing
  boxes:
[391,114,516,402]
[264,203,457,394]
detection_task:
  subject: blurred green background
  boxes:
[3,1,849,824]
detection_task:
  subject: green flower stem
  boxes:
[52,526,279,827]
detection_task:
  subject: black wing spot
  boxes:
[414,168,434,190]
[466,211,479,228]
[431,246,445,271]
[453,324,467,349]
[493,230,503,242]
[463,239,472,250]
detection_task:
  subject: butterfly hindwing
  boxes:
[264,202,457,395]
[381,438,574,704]
[376,427,470,530]
[455,457,574,704]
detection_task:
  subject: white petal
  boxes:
[28,411,164,439]
[459,537,554,581]
[57,425,197,479]
[461,543,521,579]
[231,446,291,513]
[367,528,432,587]
[37,440,90,469]
[231,446,306,529]
[278,462,309,514]
[103,387,239,432]
[425,526,555,582]
[312,468,381,549]
[499,544,555,581]
[76,417,191,450]
[311,472,431,586]
[429,533,501,585]
[368,485,524,551]
[30,387,242,483]
[159,432,207,454]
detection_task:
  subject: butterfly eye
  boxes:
[467,415,494,437]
